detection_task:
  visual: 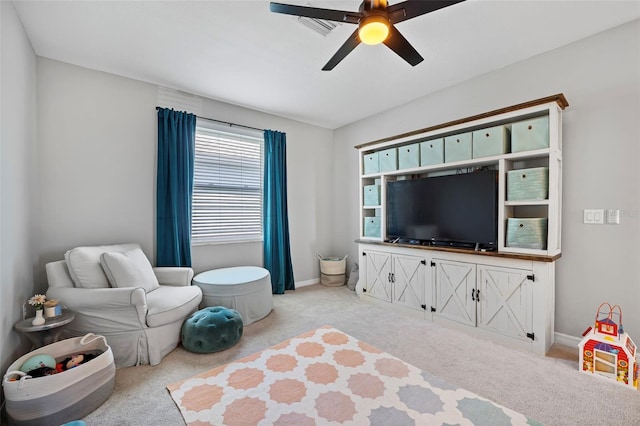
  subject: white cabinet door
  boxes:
[392,254,425,311]
[477,265,533,341]
[433,259,476,326]
[363,250,392,302]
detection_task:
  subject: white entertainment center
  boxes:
[355,94,568,355]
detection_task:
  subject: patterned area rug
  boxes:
[167,326,540,425]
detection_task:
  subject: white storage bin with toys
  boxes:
[3,333,115,425]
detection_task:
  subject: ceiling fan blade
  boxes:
[322,29,361,71]
[269,2,360,24]
[383,25,424,66]
[387,0,466,25]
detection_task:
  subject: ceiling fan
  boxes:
[269,0,465,70]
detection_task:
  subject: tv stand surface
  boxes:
[357,239,560,263]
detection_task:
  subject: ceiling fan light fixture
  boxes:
[270,0,463,69]
[358,15,390,45]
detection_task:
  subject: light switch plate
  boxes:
[584,209,604,224]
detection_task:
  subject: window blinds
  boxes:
[192,124,263,244]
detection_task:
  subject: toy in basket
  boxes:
[578,303,638,390]
[2,333,115,425]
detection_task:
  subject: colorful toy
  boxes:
[19,354,56,374]
[18,352,100,377]
[56,352,98,372]
[579,303,638,390]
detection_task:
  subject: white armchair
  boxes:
[45,243,202,367]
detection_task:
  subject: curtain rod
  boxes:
[155,106,264,132]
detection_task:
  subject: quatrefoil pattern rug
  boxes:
[167,326,539,425]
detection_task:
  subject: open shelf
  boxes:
[357,95,565,257]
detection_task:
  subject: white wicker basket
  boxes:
[3,333,115,425]
[317,254,348,286]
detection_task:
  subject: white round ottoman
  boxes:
[193,267,273,326]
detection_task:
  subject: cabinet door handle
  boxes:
[471,288,480,301]
[388,272,391,282]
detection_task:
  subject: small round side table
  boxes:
[14,308,75,350]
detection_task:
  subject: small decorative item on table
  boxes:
[28,294,47,326]
[14,308,75,350]
[44,299,62,318]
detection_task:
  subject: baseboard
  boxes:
[554,331,580,348]
[296,278,320,288]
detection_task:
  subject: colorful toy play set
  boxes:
[579,303,638,390]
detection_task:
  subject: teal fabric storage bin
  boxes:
[507,167,549,201]
[420,138,444,166]
[363,152,379,175]
[398,143,420,170]
[444,132,472,163]
[506,218,547,250]
[363,217,381,238]
[363,184,381,206]
[379,148,398,172]
[511,116,549,153]
[472,125,510,158]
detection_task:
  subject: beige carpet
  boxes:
[83,284,639,425]
[167,326,536,425]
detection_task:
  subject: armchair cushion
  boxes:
[64,243,140,288]
[145,285,203,328]
[100,248,159,293]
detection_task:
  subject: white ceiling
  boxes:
[12,0,640,129]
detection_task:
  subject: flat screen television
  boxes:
[386,170,498,249]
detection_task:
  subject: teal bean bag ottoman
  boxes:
[181,306,243,353]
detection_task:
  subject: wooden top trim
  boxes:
[355,240,561,262]
[354,93,569,150]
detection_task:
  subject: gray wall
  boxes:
[1,8,334,382]
[35,58,335,287]
[332,20,640,340]
[0,1,38,379]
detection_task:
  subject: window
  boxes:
[192,121,263,244]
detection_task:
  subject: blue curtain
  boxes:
[156,108,196,267]
[263,130,295,294]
